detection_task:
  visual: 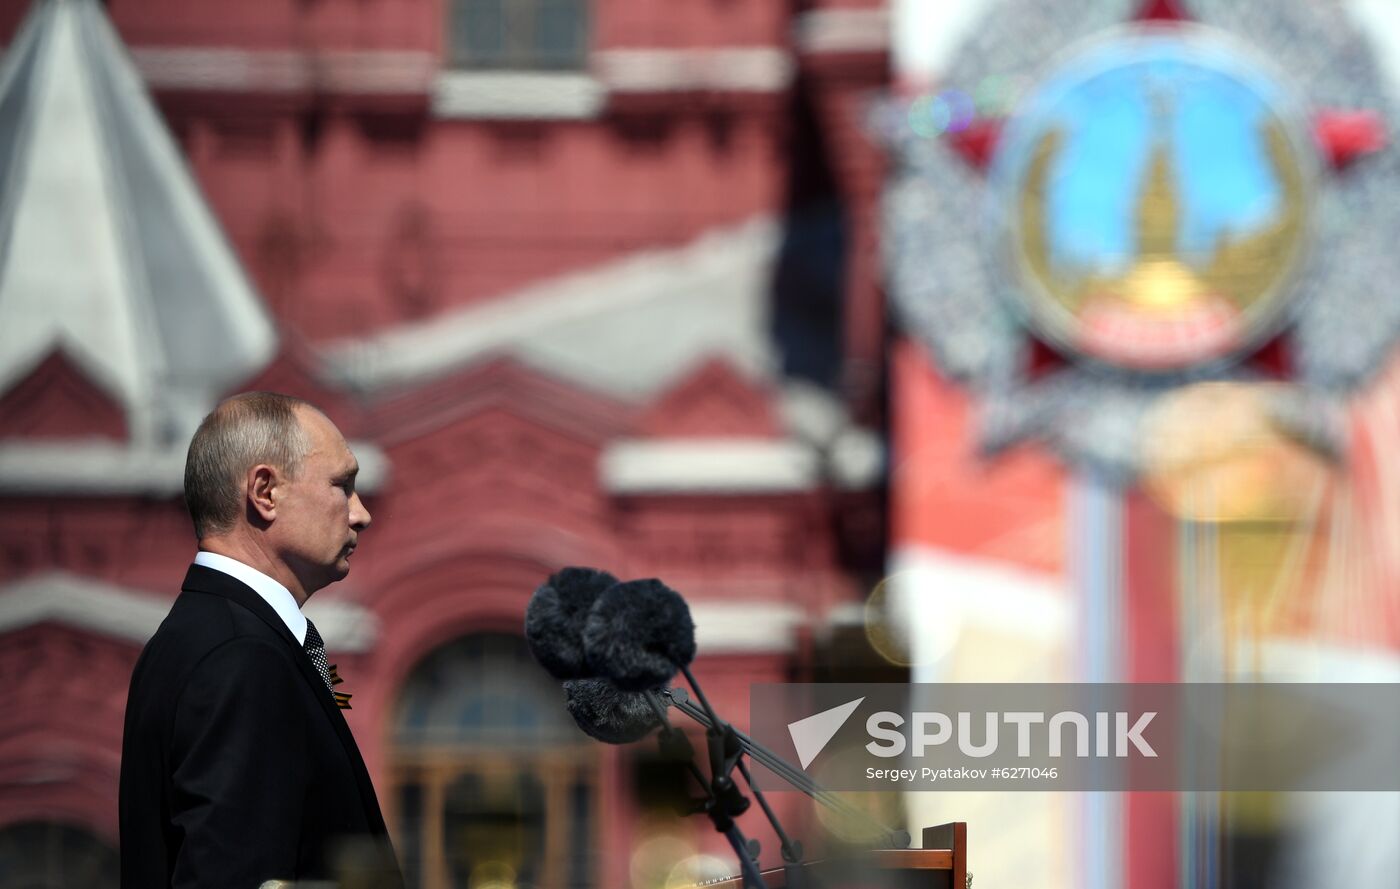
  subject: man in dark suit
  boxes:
[120,392,402,888]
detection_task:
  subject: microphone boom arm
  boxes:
[660,688,911,850]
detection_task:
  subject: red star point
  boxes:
[1314,110,1387,168]
[1136,0,1191,23]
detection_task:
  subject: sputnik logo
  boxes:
[787,697,864,768]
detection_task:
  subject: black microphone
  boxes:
[563,677,665,744]
[524,566,619,680]
[581,579,775,888]
[582,578,696,691]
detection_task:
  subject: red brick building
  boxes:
[0,0,891,885]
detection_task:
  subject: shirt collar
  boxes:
[193,551,308,645]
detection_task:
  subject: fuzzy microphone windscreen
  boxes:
[563,677,664,744]
[582,578,696,691]
[524,567,620,679]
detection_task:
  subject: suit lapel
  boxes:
[180,564,388,832]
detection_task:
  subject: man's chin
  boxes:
[336,544,358,569]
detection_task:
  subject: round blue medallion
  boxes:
[987,26,1320,371]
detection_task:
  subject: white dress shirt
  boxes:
[193,551,307,645]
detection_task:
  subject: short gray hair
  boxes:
[183,392,314,539]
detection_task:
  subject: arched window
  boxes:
[391,633,597,889]
[445,0,589,71]
[0,821,119,889]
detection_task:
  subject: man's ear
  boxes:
[248,464,278,523]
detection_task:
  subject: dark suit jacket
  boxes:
[120,564,402,888]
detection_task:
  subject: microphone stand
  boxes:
[736,759,806,888]
[643,692,769,889]
[660,686,911,850]
[675,666,812,889]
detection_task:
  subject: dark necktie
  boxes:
[303,618,335,696]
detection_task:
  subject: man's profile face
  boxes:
[273,407,371,596]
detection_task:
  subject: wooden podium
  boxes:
[699,823,968,889]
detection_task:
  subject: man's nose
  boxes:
[350,492,372,530]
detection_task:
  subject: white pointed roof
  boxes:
[0,0,274,444]
[324,217,784,399]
